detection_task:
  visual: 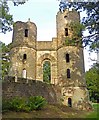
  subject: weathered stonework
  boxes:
[8,9,91,110]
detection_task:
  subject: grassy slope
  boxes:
[85,103,99,119]
[2,104,97,119]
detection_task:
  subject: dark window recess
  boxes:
[67,69,70,78]
[23,54,27,60]
[65,28,68,36]
[68,98,72,107]
[25,29,28,37]
[66,53,70,63]
[64,15,67,18]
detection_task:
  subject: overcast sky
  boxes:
[0,0,97,71]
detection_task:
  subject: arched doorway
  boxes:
[68,98,72,107]
[43,61,51,83]
[22,68,27,78]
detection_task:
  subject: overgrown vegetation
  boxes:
[2,103,99,118]
[2,96,47,112]
[59,1,99,51]
[65,22,85,46]
[85,63,99,103]
[43,61,51,83]
[0,42,11,80]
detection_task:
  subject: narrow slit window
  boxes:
[23,54,27,60]
[25,29,28,37]
[65,28,68,36]
[66,53,70,63]
[67,69,70,78]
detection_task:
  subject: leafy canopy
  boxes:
[58,1,99,51]
[0,0,28,33]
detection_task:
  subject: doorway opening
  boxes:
[68,98,72,107]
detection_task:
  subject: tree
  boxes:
[0,0,28,34]
[58,1,99,51]
[85,63,99,102]
[0,41,11,79]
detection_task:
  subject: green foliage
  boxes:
[59,1,99,51]
[0,1,13,33]
[0,42,11,79]
[69,22,85,39]
[85,103,99,118]
[2,96,47,112]
[0,0,28,33]
[27,96,47,110]
[64,22,84,47]
[43,61,51,83]
[85,64,99,102]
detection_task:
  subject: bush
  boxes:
[9,97,26,111]
[26,96,47,110]
[2,96,47,112]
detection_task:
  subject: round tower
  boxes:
[56,9,80,47]
[9,20,37,80]
[12,19,37,48]
[56,9,90,109]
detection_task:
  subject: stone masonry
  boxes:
[8,9,91,110]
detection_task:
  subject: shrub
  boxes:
[26,96,47,110]
[2,96,47,112]
[9,97,26,111]
[2,100,11,112]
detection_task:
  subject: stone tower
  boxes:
[9,20,37,80]
[56,9,89,108]
[9,9,90,109]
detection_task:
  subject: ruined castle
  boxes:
[7,9,90,109]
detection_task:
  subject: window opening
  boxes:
[22,69,27,78]
[64,15,67,18]
[68,98,72,107]
[67,69,70,78]
[25,29,28,37]
[43,61,51,83]
[23,54,27,60]
[66,53,70,63]
[65,28,68,36]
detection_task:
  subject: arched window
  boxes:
[25,29,28,37]
[68,98,72,107]
[66,53,70,63]
[43,61,51,83]
[67,69,70,78]
[23,54,27,60]
[22,69,27,78]
[65,28,68,36]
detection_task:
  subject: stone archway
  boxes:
[36,53,57,84]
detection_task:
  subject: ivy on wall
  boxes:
[65,22,85,47]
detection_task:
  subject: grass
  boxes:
[2,103,99,119]
[85,103,99,119]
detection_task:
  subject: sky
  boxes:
[0,0,97,71]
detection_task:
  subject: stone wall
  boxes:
[2,76,61,104]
